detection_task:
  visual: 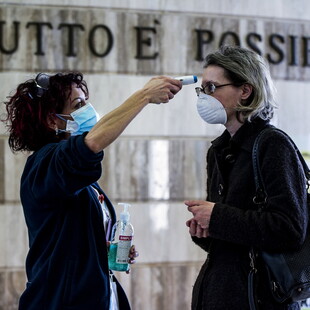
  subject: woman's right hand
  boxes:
[142,76,182,104]
[186,218,209,238]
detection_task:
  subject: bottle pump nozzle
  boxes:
[118,203,131,222]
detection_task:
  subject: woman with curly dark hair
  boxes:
[2,72,182,310]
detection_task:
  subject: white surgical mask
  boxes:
[196,93,227,124]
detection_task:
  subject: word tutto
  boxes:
[0,21,161,59]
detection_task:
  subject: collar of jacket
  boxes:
[211,118,271,153]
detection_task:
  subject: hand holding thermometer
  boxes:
[154,75,198,104]
[175,75,198,85]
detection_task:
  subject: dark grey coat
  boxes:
[191,118,307,310]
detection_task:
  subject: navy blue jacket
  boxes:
[19,134,131,310]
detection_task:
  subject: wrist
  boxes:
[130,89,150,106]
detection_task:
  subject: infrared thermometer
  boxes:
[175,75,198,85]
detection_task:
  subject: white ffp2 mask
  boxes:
[196,93,227,124]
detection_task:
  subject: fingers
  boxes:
[199,221,208,229]
[195,224,204,237]
[184,200,214,230]
[128,245,139,265]
[160,93,173,104]
[202,229,208,238]
[145,76,182,104]
[186,205,201,219]
[187,218,209,238]
[156,86,179,103]
[188,218,198,235]
[129,245,139,257]
[156,76,183,89]
[196,225,208,238]
[188,213,209,230]
[186,219,192,227]
[167,76,184,87]
[164,90,178,102]
[184,200,206,207]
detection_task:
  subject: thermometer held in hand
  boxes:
[175,75,198,85]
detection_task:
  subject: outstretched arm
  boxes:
[85,76,182,153]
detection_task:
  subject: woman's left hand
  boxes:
[126,245,139,274]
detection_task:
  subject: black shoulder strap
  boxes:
[252,127,310,205]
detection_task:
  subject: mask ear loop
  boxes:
[55,113,80,135]
[55,114,68,122]
[54,114,68,135]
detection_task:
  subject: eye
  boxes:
[207,83,216,93]
[74,100,85,110]
[202,82,216,94]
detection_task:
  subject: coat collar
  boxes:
[211,118,271,153]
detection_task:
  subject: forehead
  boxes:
[69,85,85,98]
[202,65,227,82]
[67,84,86,103]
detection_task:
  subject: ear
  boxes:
[47,113,57,130]
[240,83,253,100]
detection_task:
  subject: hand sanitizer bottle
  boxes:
[108,203,134,272]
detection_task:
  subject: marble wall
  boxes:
[1,1,310,310]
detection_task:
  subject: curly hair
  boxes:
[2,72,89,152]
[204,45,277,122]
